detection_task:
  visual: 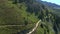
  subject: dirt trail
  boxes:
[27,20,41,34]
[0,25,24,28]
[0,20,41,34]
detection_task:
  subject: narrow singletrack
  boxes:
[0,25,24,28]
[27,20,41,34]
[0,20,41,34]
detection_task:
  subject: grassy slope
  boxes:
[0,0,39,34]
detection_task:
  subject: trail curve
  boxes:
[27,20,41,34]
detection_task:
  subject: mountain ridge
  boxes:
[41,1,60,9]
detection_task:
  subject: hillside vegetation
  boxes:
[0,0,60,34]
